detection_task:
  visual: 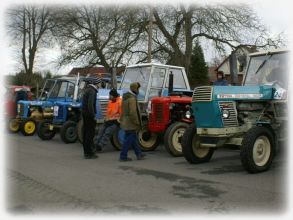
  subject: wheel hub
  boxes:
[253,136,271,166]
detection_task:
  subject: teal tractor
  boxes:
[182,49,288,173]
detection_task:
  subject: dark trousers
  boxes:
[82,114,96,156]
[120,130,142,160]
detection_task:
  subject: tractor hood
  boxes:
[191,85,277,129]
[212,85,274,101]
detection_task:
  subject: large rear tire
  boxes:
[60,121,78,144]
[110,127,125,151]
[182,123,214,164]
[20,119,37,136]
[164,122,189,157]
[37,120,55,140]
[138,123,160,151]
[240,126,275,173]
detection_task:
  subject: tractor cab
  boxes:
[119,63,191,114]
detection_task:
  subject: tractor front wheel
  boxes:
[20,119,37,136]
[110,127,125,151]
[8,118,20,133]
[240,126,275,173]
[37,120,56,140]
[60,121,78,144]
[182,123,214,164]
[138,124,160,151]
[164,122,189,157]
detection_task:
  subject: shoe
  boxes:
[94,144,102,153]
[84,154,98,159]
[119,157,132,162]
[137,154,146,160]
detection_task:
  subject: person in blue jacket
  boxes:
[213,71,228,86]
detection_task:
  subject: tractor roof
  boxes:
[249,48,289,57]
[126,63,185,70]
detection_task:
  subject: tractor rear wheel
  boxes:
[110,127,125,151]
[37,120,55,140]
[164,122,189,157]
[60,121,78,144]
[8,118,20,133]
[182,123,214,164]
[240,126,275,173]
[20,119,37,136]
[138,124,160,151]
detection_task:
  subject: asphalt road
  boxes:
[5,132,288,216]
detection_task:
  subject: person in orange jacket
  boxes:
[94,88,122,152]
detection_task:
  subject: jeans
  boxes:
[94,123,118,147]
[120,130,142,160]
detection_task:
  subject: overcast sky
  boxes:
[0,0,291,75]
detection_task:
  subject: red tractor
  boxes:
[148,73,193,156]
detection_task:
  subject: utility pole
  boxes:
[148,7,153,63]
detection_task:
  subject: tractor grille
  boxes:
[153,103,164,123]
[192,86,213,102]
[57,106,64,119]
[99,100,108,118]
[219,101,239,127]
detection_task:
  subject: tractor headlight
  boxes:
[68,107,72,111]
[17,104,20,113]
[222,109,230,118]
[185,110,191,119]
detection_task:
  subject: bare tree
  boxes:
[148,4,285,77]
[6,5,55,74]
[53,5,148,70]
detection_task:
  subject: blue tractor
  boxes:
[16,77,77,136]
[182,49,288,173]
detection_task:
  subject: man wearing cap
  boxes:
[119,82,145,161]
[82,76,101,159]
[94,88,122,151]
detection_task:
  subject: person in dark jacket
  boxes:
[82,76,101,159]
[213,71,228,86]
[119,82,145,161]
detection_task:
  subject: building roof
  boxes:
[68,67,124,76]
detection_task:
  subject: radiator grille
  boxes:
[99,100,108,118]
[219,101,239,127]
[192,86,213,102]
[153,103,164,123]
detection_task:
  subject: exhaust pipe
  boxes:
[168,71,173,96]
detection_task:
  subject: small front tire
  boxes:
[164,122,189,157]
[37,120,56,140]
[182,123,214,164]
[240,126,275,173]
[20,119,37,136]
[60,121,78,144]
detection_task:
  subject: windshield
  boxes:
[165,68,187,89]
[40,80,56,100]
[120,66,151,101]
[244,52,289,88]
[50,81,75,98]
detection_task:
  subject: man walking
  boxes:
[119,82,145,161]
[82,76,101,159]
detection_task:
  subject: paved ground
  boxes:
[4,133,289,216]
